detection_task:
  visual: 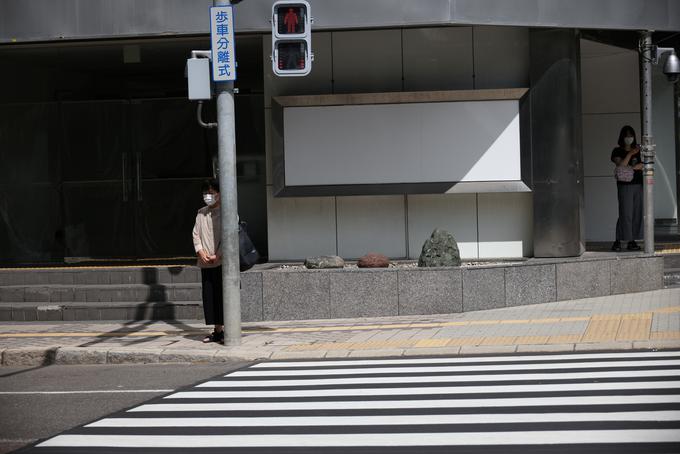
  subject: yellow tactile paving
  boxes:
[547,335,582,344]
[581,318,621,342]
[650,331,680,340]
[313,342,354,351]
[406,323,444,328]
[376,324,413,329]
[413,339,451,348]
[2,303,678,340]
[654,306,680,313]
[282,328,680,352]
[480,336,517,346]
[590,314,624,321]
[530,318,561,324]
[447,337,484,346]
[262,327,320,333]
[616,317,652,341]
[287,341,385,352]
[621,312,653,320]
[514,336,550,345]
[349,340,414,350]
[559,316,591,322]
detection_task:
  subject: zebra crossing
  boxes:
[29,350,680,453]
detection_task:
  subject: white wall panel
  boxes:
[477,192,533,258]
[266,188,337,260]
[332,29,403,94]
[402,27,474,91]
[584,176,619,241]
[582,113,641,177]
[265,109,273,186]
[337,195,406,259]
[283,100,521,186]
[264,26,538,260]
[580,40,639,115]
[473,26,529,89]
[263,33,333,109]
[407,194,478,259]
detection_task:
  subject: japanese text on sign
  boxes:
[210,6,236,82]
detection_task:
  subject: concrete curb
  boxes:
[1,347,58,367]
[2,341,679,366]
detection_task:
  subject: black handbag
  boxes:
[238,221,260,271]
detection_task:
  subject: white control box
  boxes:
[186,58,212,100]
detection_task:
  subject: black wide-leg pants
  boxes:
[201,266,223,325]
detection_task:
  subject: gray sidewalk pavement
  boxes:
[1,287,679,366]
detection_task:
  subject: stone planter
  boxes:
[241,255,664,322]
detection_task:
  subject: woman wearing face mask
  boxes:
[611,125,643,252]
[192,179,224,343]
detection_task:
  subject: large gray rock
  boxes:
[304,255,345,269]
[418,229,461,267]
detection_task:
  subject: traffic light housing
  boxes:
[271,1,312,76]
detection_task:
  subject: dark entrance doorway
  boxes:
[59,98,215,260]
[0,37,266,265]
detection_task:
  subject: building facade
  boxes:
[1,0,679,265]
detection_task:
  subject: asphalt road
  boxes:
[12,350,680,454]
[0,361,249,453]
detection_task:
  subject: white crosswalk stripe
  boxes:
[30,350,680,453]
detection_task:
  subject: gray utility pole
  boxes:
[640,31,656,255]
[215,0,241,346]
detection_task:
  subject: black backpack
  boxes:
[238,221,260,271]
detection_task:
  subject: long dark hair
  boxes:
[617,125,638,148]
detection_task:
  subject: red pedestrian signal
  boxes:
[277,6,306,35]
[272,1,312,76]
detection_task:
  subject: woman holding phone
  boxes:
[610,125,643,252]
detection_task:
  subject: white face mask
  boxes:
[624,137,634,146]
[203,193,216,206]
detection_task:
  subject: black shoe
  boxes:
[627,241,641,251]
[202,330,224,343]
[611,241,621,252]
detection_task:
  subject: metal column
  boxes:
[639,31,656,255]
[529,28,585,257]
[215,0,241,346]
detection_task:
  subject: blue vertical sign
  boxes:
[210,6,236,82]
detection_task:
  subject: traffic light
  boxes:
[271,1,312,76]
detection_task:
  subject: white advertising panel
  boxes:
[283,100,521,186]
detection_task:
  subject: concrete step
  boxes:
[664,268,680,288]
[0,283,202,304]
[1,301,203,322]
[664,255,680,270]
[0,266,200,286]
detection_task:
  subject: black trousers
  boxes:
[615,183,643,241]
[201,266,223,325]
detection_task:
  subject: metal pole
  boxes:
[640,31,655,255]
[214,0,241,346]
